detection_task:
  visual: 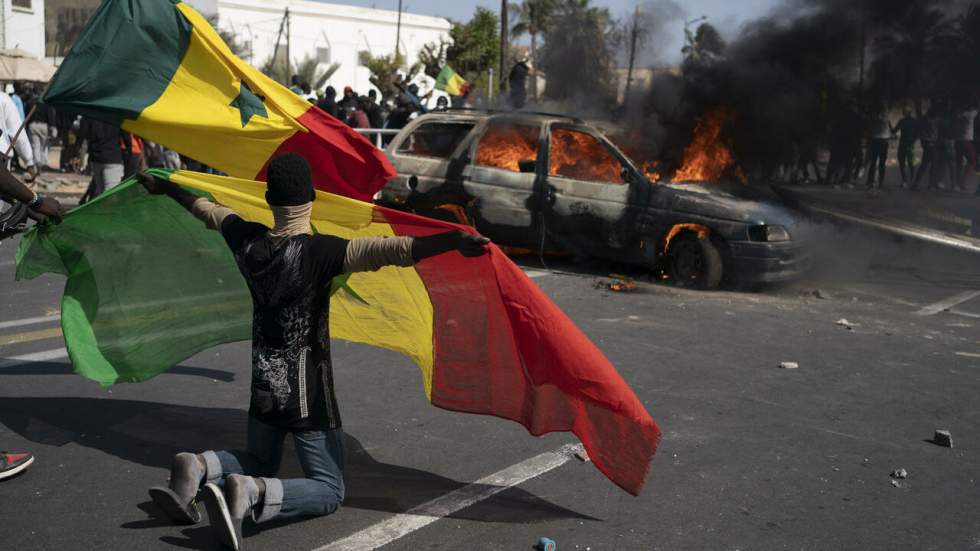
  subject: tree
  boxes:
[445,7,501,98]
[870,6,955,113]
[538,0,618,104]
[358,51,421,99]
[295,55,342,93]
[418,39,450,80]
[260,52,291,85]
[509,0,557,101]
[682,22,726,66]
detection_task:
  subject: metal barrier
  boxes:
[352,128,400,149]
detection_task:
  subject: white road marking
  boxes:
[523,269,550,279]
[314,443,585,551]
[915,291,980,316]
[955,352,980,359]
[0,260,14,267]
[0,314,60,330]
[0,347,68,369]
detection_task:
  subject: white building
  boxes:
[1,0,46,59]
[189,0,451,97]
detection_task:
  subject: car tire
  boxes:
[666,232,724,290]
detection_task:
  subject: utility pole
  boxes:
[285,7,292,84]
[625,5,640,103]
[271,8,288,84]
[500,0,508,96]
[395,0,403,58]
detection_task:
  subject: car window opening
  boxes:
[397,122,475,159]
[476,123,540,173]
[549,128,624,184]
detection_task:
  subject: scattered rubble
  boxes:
[890,468,908,479]
[800,288,829,300]
[890,479,901,488]
[933,430,953,448]
[594,276,638,293]
[835,318,854,330]
[608,279,637,293]
[779,361,799,369]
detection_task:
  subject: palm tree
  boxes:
[510,0,556,101]
[295,55,342,93]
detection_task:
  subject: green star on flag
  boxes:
[229,82,267,128]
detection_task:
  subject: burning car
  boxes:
[376,110,809,289]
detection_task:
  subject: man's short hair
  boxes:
[266,154,315,206]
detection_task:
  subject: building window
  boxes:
[317,47,331,64]
[13,0,32,9]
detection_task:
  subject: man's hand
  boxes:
[454,231,490,257]
[28,196,65,224]
[412,230,491,263]
[136,171,170,195]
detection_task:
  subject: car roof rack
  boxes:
[443,107,584,124]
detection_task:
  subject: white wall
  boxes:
[213,0,450,99]
[3,0,46,58]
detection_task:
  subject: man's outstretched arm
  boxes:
[137,172,236,230]
[343,231,490,273]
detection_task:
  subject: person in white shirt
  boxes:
[0,92,38,183]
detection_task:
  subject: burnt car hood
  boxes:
[663,181,799,227]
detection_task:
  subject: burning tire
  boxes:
[666,232,723,290]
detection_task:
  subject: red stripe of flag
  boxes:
[257,106,396,202]
[379,206,662,496]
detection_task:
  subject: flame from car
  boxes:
[662,223,711,254]
[673,106,743,182]
[549,128,624,184]
[476,125,538,172]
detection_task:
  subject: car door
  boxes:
[458,117,545,248]
[541,124,639,257]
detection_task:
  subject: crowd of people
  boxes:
[0,76,450,205]
[783,99,980,195]
[289,74,450,143]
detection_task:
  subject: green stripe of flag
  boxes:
[43,0,192,126]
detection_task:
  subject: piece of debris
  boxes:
[933,430,953,448]
[574,450,591,463]
[890,479,901,488]
[608,279,637,292]
[779,361,799,369]
[835,318,854,330]
[890,468,908,479]
[800,288,828,300]
[534,537,557,551]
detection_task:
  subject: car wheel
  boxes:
[666,232,723,290]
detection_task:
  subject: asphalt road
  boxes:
[1,228,979,551]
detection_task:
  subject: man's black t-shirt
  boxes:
[220,215,349,431]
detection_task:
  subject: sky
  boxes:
[317,0,785,64]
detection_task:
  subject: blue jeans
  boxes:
[201,416,345,523]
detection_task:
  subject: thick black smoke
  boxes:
[631,0,980,180]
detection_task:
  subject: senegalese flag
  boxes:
[41,0,393,202]
[434,66,469,96]
[16,170,661,496]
